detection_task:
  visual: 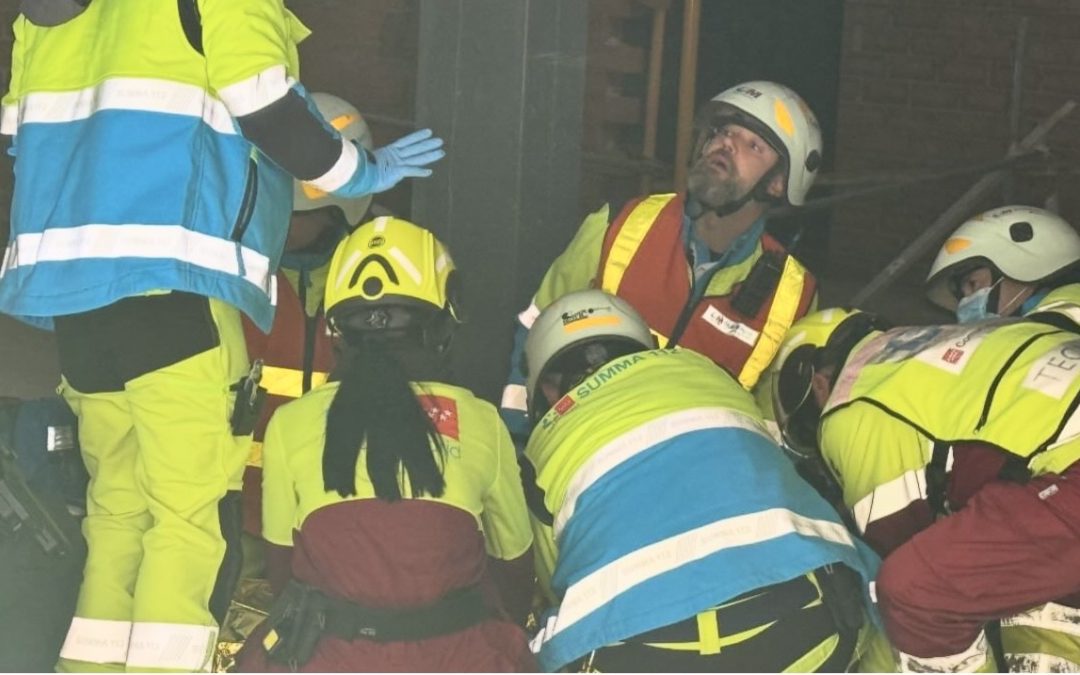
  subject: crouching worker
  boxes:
[770,309,1080,672]
[237,218,536,672]
[520,289,884,672]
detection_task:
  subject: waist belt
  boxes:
[575,568,862,672]
[264,580,492,669]
[322,584,492,642]
[630,572,820,647]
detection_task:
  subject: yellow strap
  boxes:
[696,609,722,655]
[642,621,774,652]
[600,194,677,295]
[247,440,263,468]
[260,365,329,398]
[649,327,671,349]
[737,255,807,389]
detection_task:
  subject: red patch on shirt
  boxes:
[554,396,576,416]
[419,395,460,440]
[942,348,964,364]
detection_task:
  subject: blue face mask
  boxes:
[956,285,997,324]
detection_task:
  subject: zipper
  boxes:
[229,157,258,242]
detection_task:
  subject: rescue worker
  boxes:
[502,81,822,444]
[522,289,883,672]
[237,92,375,579]
[236,218,536,672]
[926,205,1080,327]
[771,308,1080,671]
[0,2,444,671]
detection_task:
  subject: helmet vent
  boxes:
[1009,221,1034,242]
[362,276,384,297]
[805,149,822,172]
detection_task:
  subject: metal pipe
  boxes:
[672,0,701,191]
[640,5,667,193]
[850,100,1076,307]
[1003,16,1030,203]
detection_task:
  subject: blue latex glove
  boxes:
[333,128,445,197]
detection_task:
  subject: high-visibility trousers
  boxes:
[52,293,250,672]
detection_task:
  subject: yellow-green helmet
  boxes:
[325,217,461,344]
[294,93,374,228]
[770,307,886,456]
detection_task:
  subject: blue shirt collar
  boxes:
[681,211,766,280]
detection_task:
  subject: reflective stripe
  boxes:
[3,225,271,294]
[738,255,805,389]
[518,300,541,329]
[501,383,528,412]
[1002,602,1080,638]
[852,468,926,533]
[546,508,855,643]
[305,135,359,193]
[853,442,951,532]
[1005,653,1080,673]
[600,194,672,294]
[1033,300,1080,324]
[260,365,329,398]
[389,246,423,284]
[898,631,988,672]
[59,617,131,665]
[2,77,236,136]
[216,65,294,118]
[126,621,217,672]
[650,327,671,348]
[554,407,771,538]
[1,105,17,134]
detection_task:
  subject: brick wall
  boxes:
[832,0,1080,290]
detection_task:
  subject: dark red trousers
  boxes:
[876,461,1080,658]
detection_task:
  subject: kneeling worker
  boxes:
[521,289,883,672]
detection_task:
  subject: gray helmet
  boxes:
[524,290,654,420]
[293,93,374,228]
[701,81,822,206]
[926,206,1080,311]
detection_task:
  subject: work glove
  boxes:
[332,128,445,198]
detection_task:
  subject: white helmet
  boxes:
[524,290,654,421]
[294,92,374,228]
[926,206,1080,311]
[704,81,823,206]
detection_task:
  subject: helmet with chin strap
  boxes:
[926,205,1080,313]
[523,290,656,423]
[689,81,823,218]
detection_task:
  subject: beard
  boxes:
[687,158,745,210]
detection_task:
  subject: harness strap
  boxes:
[629,572,819,646]
[926,441,952,518]
[323,584,491,642]
[177,0,203,54]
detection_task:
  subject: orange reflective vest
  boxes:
[598,193,816,389]
[240,270,335,536]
